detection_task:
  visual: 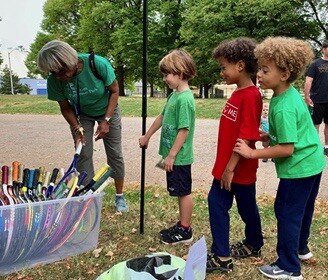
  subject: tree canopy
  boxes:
[24,0,327,97]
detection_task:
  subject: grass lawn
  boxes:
[0,95,327,279]
[2,185,328,280]
[0,94,225,119]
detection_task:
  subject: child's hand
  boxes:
[139,136,149,148]
[233,139,253,159]
[259,129,270,143]
[221,169,234,191]
[163,156,175,172]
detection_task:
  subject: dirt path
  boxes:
[0,114,327,199]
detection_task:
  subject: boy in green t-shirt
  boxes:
[234,37,326,280]
[139,49,196,245]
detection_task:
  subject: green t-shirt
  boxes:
[47,53,116,117]
[159,89,195,165]
[269,86,326,178]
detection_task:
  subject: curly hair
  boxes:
[212,37,258,75]
[254,37,314,83]
[159,49,196,81]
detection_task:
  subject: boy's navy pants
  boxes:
[208,178,264,256]
[275,173,322,273]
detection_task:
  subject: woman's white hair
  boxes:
[37,40,78,73]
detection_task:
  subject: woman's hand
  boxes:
[95,121,110,141]
[73,125,85,145]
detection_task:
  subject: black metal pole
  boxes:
[140,0,148,234]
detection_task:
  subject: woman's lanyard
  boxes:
[73,77,81,125]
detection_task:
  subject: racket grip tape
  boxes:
[23,168,30,187]
[12,161,19,182]
[50,168,60,184]
[28,169,35,189]
[1,166,9,185]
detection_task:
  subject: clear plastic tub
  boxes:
[0,192,103,275]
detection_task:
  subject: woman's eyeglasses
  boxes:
[50,67,67,77]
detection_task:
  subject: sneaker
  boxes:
[324,147,328,157]
[230,239,261,258]
[298,245,313,261]
[206,253,233,273]
[258,263,303,280]
[115,195,128,212]
[262,158,268,162]
[160,223,179,236]
[160,225,193,245]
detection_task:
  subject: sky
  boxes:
[0,0,46,51]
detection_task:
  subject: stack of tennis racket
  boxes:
[0,144,110,272]
[0,143,114,205]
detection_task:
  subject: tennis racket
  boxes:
[2,166,15,205]
[75,163,110,196]
[12,161,24,204]
[84,167,113,195]
[1,166,16,261]
[49,143,83,198]
[45,168,60,199]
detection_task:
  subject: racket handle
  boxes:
[94,177,112,194]
[46,168,60,198]
[8,166,13,186]
[28,169,35,189]
[33,169,40,188]
[77,171,88,187]
[75,164,109,195]
[50,168,59,184]
[2,165,9,185]
[89,168,113,192]
[75,142,83,155]
[22,168,30,187]
[42,171,51,195]
[18,164,24,183]
[12,161,19,182]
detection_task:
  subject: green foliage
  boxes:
[24,0,327,98]
[0,66,28,95]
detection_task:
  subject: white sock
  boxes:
[116,193,123,197]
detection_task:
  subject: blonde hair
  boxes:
[159,49,196,81]
[255,37,314,83]
[37,40,78,74]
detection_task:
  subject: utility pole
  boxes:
[8,48,16,95]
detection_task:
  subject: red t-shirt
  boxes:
[212,86,262,184]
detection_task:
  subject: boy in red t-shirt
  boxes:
[206,37,264,273]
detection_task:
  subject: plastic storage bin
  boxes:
[0,192,103,275]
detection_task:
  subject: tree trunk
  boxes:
[116,65,125,96]
[150,83,154,97]
[198,85,203,98]
[203,83,212,99]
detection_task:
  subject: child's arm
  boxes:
[234,138,294,159]
[164,128,189,172]
[139,114,163,148]
[221,139,250,191]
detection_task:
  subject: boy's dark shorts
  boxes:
[166,165,192,196]
[312,102,328,125]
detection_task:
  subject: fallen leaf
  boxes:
[92,248,103,258]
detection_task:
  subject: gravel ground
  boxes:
[0,114,327,199]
